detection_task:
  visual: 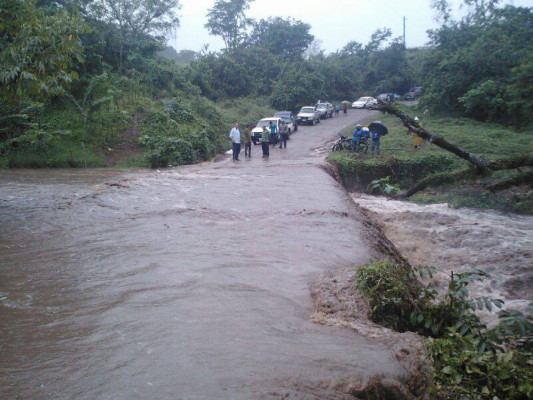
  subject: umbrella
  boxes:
[340,100,351,104]
[368,121,388,136]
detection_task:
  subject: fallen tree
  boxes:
[377,104,533,198]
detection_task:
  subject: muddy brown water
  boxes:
[1,111,425,399]
[351,194,533,322]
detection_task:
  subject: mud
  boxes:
[350,194,533,320]
[1,111,430,399]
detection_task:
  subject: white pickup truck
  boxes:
[251,117,281,145]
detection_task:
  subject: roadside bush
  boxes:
[146,138,195,168]
[356,259,424,331]
[138,95,229,168]
[430,331,533,400]
[356,260,533,399]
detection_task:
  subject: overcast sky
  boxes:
[167,0,531,53]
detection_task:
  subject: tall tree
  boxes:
[89,0,181,72]
[0,0,87,97]
[250,17,313,59]
[205,0,253,50]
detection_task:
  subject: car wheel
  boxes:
[252,139,257,145]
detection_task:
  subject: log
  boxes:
[378,104,491,174]
[486,171,533,192]
[399,168,474,198]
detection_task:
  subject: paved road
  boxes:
[1,109,424,399]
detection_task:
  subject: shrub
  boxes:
[356,260,533,399]
[430,331,533,400]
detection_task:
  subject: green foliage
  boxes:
[88,0,181,73]
[138,96,227,168]
[367,176,401,196]
[205,0,252,49]
[429,331,533,400]
[421,4,533,127]
[356,259,425,331]
[271,62,326,110]
[0,0,87,97]
[356,259,533,399]
[328,107,533,213]
[250,17,314,59]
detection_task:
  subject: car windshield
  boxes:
[356,97,369,102]
[257,120,275,127]
[274,112,290,118]
[300,107,315,113]
[316,104,326,109]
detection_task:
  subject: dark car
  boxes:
[404,87,422,100]
[273,111,298,134]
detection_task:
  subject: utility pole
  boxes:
[403,16,406,47]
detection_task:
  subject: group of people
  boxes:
[352,123,384,156]
[229,120,291,161]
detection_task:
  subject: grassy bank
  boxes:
[0,92,275,169]
[328,106,533,214]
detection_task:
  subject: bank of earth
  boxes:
[328,107,533,215]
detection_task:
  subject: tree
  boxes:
[205,0,253,50]
[0,0,87,97]
[250,17,313,59]
[421,3,533,126]
[271,62,325,110]
[364,28,392,53]
[88,0,181,72]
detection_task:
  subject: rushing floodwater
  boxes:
[1,111,427,399]
[351,194,533,321]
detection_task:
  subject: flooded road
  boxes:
[1,111,426,399]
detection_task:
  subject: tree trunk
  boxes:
[378,104,491,174]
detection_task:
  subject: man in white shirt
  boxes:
[229,123,241,161]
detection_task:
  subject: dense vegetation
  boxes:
[356,259,533,400]
[420,1,533,128]
[328,105,533,214]
[1,0,531,168]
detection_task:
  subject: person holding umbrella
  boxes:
[368,121,388,156]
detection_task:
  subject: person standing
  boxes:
[261,126,270,158]
[269,121,277,148]
[229,123,241,161]
[279,122,288,149]
[335,105,340,117]
[412,117,424,150]
[343,102,348,116]
[243,125,252,157]
[370,127,382,156]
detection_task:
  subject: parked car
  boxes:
[273,111,298,133]
[297,106,321,126]
[251,117,282,145]
[404,87,422,100]
[315,102,334,119]
[352,97,377,109]
[377,93,394,103]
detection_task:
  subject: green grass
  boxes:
[215,97,277,128]
[328,105,533,214]
[3,140,105,168]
